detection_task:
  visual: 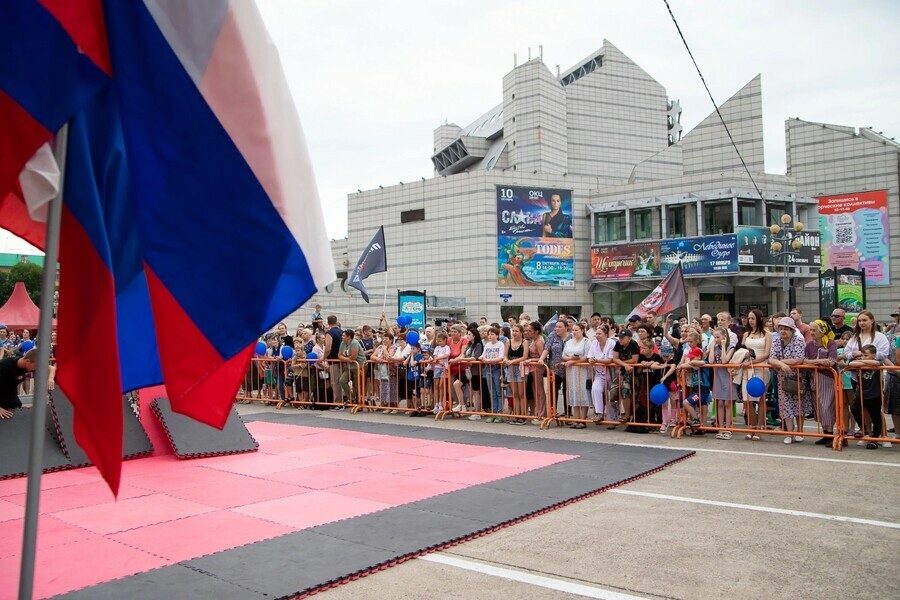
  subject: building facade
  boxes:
[304,40,898,327]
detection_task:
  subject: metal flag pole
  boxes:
[18,124,68,600]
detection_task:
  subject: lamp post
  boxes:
[770,214,804,313]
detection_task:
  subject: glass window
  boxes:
[594,212,626,243]
[632,209,652,240]
[766,203,786,227]
[739,200,757,226]
[704,202,733,235]
[667,206,686,238]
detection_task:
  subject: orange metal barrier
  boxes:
[231,352,900,455]
[668,363,844,450]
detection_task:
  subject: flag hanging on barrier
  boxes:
[0,1,335,494]
[628,262,687,319]
[348,226,388,303]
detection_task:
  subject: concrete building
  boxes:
[303,41,897,327]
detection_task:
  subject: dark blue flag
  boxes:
[348,226,388,303]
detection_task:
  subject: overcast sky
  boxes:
[2,0,897,253]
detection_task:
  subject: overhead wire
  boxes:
[662,0,765,200]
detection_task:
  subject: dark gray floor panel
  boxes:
[55,564,263,600]
[182,530,400,598]
[0,407,71,479]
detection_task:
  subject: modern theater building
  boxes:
[311,40,899,325]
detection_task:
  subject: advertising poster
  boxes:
[736,226,821,268]
[836,269,866,313]
[497,186,574,287]
[590,242,660,280]
[818,190,890,286]
[398,290,426,330]
[659,234,739,275]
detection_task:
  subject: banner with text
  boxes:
[497,186,575,288]
[398,290,427,330]
[818,190,889,286]
[659,234,738,275]
[736,226,821,268]
[591,235,737,280]
[590,241,661,280]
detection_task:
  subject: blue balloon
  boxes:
[281,346,294,360]
[307,352,318,361]
[650,383,669,406]
[406,331,420,346]
[255,341,266,356]
[20,340,35,353]
[746,376,766,398]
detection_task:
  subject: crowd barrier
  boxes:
[234,357,900,453]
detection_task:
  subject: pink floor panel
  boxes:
[1,420,576,599]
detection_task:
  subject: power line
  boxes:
[662,0,765,200]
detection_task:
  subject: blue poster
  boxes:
[398,291,426,330]
[659,235,739,275]
[497,186,575,288]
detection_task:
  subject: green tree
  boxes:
[0,270,7,305]
[0,262,44,305]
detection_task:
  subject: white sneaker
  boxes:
[468,414,481,421]
[793,436,803,443]
[452,404,461,412]
[856,441,867,447]
[880,442,893,448]
[531,419,541,425]
[783,436,793,444]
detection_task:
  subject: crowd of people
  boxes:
[0,324,55,419]
[244,305,900,448]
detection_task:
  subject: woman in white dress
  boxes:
[587,324,616,423]
[741,309,772,440]
[563,323,592,428]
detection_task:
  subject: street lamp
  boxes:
[770,214,804,313]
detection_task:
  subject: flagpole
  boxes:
[680,261,691,323]
[18,125,68,600]
[381,272,388,316]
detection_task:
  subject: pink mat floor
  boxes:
[0,421,575,599]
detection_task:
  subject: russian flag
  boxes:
[0,1,335,494]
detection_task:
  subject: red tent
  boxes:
[0,282,56,331]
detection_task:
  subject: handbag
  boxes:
[781,372,799,394]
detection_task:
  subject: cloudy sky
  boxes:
[2,0,897,252]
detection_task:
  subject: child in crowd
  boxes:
[406,343,424,415]
[837,331,856,438]
[679,334,708,433]
[430,332,450,413]
[288,340,310,407]
[709,327,736,439]
[848,344,892,448]
[657,344,679,432]
[480,327,506,422]
[632,338,666,432]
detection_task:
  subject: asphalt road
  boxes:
[238,404,900,600]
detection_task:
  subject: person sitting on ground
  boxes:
[0,349,55,419]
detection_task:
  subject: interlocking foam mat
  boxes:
[0,412,692,599]
[151,397,258,458]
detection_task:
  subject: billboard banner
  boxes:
[398,290,426,330]
[736,226,821,268]
[590,242,661,280]
[659,234,739,276]
[497,186,574,288]
[591,235,738,280]
[818,190,890,286]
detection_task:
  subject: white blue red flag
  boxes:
[0,1,335,494]
[348,226,387,303]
